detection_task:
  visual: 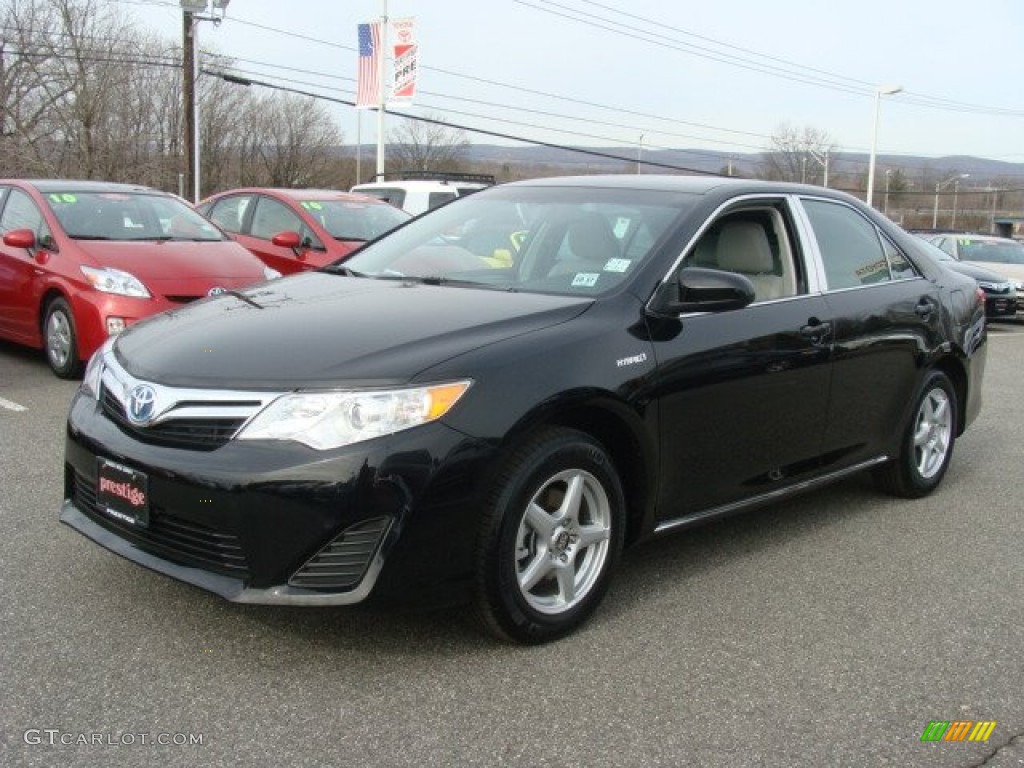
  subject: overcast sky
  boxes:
[121,0,1023,168]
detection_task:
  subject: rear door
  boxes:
[797,196,943,465]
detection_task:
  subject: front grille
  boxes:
[70,467,249,579]
[288,517,391,590]
[164,295,201,304]
[101,387,248,451]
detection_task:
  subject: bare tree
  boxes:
[758,123,836,185]
[387,113,469,173]
[236,92,344,188]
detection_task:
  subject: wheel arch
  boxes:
[498,392,656,548]
[931,353,969,437]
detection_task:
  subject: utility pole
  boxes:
[182,10,196,201]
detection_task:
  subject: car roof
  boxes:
[4,179,160,194]
[208,187,391,204]
[502,174,862,200]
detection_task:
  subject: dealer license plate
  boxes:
[96,458,150,527]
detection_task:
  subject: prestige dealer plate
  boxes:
[96,458,150,527]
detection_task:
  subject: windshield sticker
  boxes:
[571,273,600,288]
[48,193,77,204]
[300,201,324,210]
[604,258,631,273]
[613,217,630,238]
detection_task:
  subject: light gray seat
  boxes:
[547,212,620,276]
[714,221,785,301]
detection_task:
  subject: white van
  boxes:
[350,173,494,216]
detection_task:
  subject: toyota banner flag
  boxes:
[356,18,417,108]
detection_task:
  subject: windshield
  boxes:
[919,240,955,262]
[45,191,226,242]
[338,185,696,296]
[299,198,409,241]
[959,238,1024,265]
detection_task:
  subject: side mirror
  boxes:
[271,230,302,249]
[650,266,755,315]
[3,228,36,249]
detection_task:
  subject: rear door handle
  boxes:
[799,319,832,344]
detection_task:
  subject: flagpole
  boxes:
[375,0,387,180]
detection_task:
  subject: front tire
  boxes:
[875,370,957,498]
[474,427,625,644]
[43,297,83,379]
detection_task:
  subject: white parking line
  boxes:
[0,396,27,412]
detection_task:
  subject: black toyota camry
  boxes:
[61,176,987,643]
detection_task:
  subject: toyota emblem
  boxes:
[208,286,227,297]
[127,384,157,425]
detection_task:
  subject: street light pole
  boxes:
[884,169,892,215]
[932,173,969,229]
[951,180,961,229]
[866,84,902,208]
[636,133,644,175]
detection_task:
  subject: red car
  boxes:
[0,179,280,378]
[197,188,411,274]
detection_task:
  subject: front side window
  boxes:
[0,189,43,234]
[683,203,803,302]
[250,197,309,242]
[802,199,893,289]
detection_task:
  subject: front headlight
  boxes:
[263,266,282,280]
[236,381,472,450]
[80,265,151,298]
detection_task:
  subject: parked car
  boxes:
[0,179,280,378]
[61,176,986,643]
[197,188,410,275]
[915,238,1016,319]
[351,173,495,216]
[929,233,1024,309]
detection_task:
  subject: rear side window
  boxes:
[802,199,912,289]
[427,191,457,210]
[206,195,253,234]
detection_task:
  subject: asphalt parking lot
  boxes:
[1,324,1023,768]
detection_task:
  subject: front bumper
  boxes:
[62,390,491,605]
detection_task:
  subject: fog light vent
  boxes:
[288,517,391,590]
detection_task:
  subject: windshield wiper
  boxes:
[221,289,263,309]
[69,235,113,241]
[325,265,366,277]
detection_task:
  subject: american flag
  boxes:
[356,22,381,109]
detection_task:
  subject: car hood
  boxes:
[114,272,593,388]
[75,240,267,285]
[944,261,1013,283]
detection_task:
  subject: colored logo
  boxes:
[921,721,997,742]
[127,384,157,425]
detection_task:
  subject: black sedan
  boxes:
[61,176,987,644]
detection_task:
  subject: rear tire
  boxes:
[875,370,956,498]
[474,427,625,644]
[43,297,83,379]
